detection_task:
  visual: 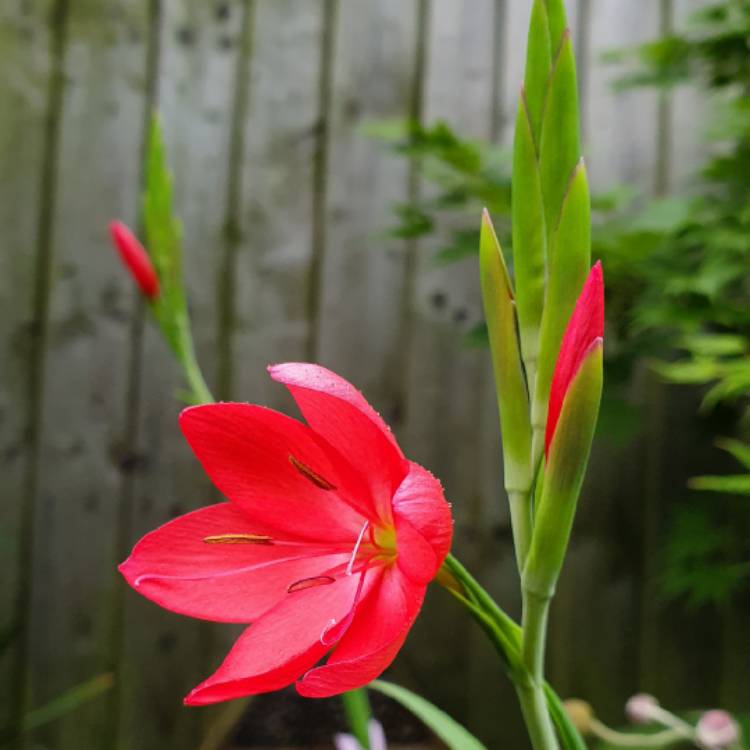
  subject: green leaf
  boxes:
[532,162,591,443]
[480,211,532,494]
[523,0,553,141]
[688,473,750,495]
[21,673,114,734]
[512,96,547,378]
[539,31,581,244]
[143,114,187,355]
[369,681,488,750]
[544,0,568,55]
[716,438,750,470]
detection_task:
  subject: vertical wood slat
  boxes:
[118,1,249,747]
[315,0,419,421]
[402,2,501,745]
[0,0,57,735]
[22,2,153,748]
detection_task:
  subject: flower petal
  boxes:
[546,262,604,456]
[392,461,453,565]
[394,513,438,585]
[179,404,367,542]
[184,572,369,705]
[268,363,408,520]
[296,567,424,698]
[119,503,350,623]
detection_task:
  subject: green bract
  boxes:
[524,343,603,599]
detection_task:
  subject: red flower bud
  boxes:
[109,220,160,299]
[545,261,604,457]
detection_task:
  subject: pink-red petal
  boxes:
[269,363,408,521]
[392,461,453,566]
[184,572,372,705]
[296,566,425,697]
[119,503,350,623]
[393,513,438,585]
[545,262,604,456]
[179,404,366,542]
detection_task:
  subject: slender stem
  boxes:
[341,689,371,750]
[178,327,214,405]
[589,719,688,748]
[441,555,576,750]
[521,588,559,750]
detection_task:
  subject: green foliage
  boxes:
[369,680,488,750]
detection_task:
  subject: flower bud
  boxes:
[696,710,740,749]
[625,693,660,725]
[109,220,160,299]
[564,699,594,736]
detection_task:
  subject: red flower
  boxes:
[120,363,452,704]
[545,262,604,456]
[109,220,160,299]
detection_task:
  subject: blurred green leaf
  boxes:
[689,473,750,494]
[369,681,488,750]
[19,674,114,735]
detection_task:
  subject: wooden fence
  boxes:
[1,0,747,748]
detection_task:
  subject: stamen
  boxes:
[287,575,336,593]
[346,521,369,577]
[289,454,337,491]
[320,570,368,645]
[203,534,274,545]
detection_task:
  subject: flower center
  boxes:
[373,524,397,556]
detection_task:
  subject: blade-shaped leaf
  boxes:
[716,438,750,470]
[688,474,750,495]
[22,673,114,734]
[532,162,591,449]
[540,31,581,243]
[524,0,553,141]
[369,681,488,750]
[512,95,547,381]
[480,211,532,494]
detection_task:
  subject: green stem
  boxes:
[179,328,214,405]
[441,555,580,750]
[508,489,533,572]
[341,689,372,750]
[520,588,559,750]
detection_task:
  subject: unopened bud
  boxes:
[696,710,740,749]
[625,693,659,725]
[564,699,595,736]
[109,220,160,299]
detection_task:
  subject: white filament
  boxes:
[346,521,369,577]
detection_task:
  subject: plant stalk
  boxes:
[520,587,559,750]
[341,688,372,750]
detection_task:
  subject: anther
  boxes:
[203,534,274,545]
[287,575,336,593]
[289,454,337,491]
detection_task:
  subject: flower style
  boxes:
[545,260,604,456]
[119,363,452,704]
[109,220,160,299]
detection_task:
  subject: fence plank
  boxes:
[0,0,56,734]
[117,1,249,748]
[313,0,419,422]
[400,1,513,746]
[231,0,326,407]
[20,2,151,748]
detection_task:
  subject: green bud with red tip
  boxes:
[523,263,604,598]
